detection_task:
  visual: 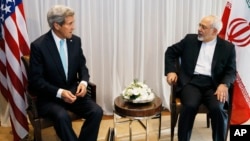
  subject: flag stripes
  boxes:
[0,0,30,140]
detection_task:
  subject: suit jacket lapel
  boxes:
[45,31,67,79]
[191,40,202,71]
[211,37,223,72]
[66,38,75,80]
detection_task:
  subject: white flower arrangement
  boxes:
[121,80,155,103]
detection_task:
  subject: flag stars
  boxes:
[0,15,4,23]
[6,0,12,2]
[0,0,15,21]
[0,4,4,14]
[3,5,11,14]
[7,0,14,3]
[1,0,15,9]
[0,4,7,22]
[1,4,5,10]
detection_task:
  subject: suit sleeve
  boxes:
[219,43,236,87]
[76,37,90,82]
[164,35,187,76]
[28,42,59,98]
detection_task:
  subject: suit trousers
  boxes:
[37,94,103,141]
[178,75,227,141]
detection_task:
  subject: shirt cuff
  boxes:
[80,81,88,87]
[56,88,63,98]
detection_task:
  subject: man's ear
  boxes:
[54,23,61,30]
[213,28,218,35]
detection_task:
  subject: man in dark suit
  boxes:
[165,15,236,141]
[28,5,103,141]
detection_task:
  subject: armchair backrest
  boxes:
[21,55,39,118]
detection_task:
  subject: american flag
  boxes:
[0,0,30,140]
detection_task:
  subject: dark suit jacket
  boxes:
[28,30,90,102]
[165,34,236,92]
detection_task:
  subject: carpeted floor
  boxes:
[0,113,229,141]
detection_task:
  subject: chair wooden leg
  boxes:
[225,124,229,141]
[33,120,42,141]
[107,127,114,141]
[225,108,231,141]
[171,106,178,141]
[158,113,162,139]
[206,113,210,128]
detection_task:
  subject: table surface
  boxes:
[114,96,162,117]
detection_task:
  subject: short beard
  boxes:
[197,36,203,41]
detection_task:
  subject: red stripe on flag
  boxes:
[6,62,25,99]
[231,73,250,124]
[0,39,8,101]
[219,1,231,39]
[0,83,8,101]
[3,25,21,62]
[16,3,30,55]
[4,83,28,131]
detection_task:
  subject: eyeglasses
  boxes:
[198,23,212,30]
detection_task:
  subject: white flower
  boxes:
[121,80,155,103]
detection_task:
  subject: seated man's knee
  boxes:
[208,103,227,120]
[94,105,103,118]
[55,110,71,122]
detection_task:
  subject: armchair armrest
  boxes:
[26,90,39,119]
[87,82,96,102]
[26,82,97,119]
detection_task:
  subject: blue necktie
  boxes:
[59,40,67,77]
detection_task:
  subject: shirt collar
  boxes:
[51,30,65,45]
[204,37,217,46]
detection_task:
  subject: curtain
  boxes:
[0,0,227,123]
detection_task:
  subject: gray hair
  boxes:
[47,5,74,28]
[209,15,223,34]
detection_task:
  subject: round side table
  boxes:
[113,96,162,141]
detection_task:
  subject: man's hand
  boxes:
[166,72,178,85]
[75,83,87,98]
[214,84,228,103]
[61,90,77,103]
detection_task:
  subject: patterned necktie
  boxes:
[59,39,67,77]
